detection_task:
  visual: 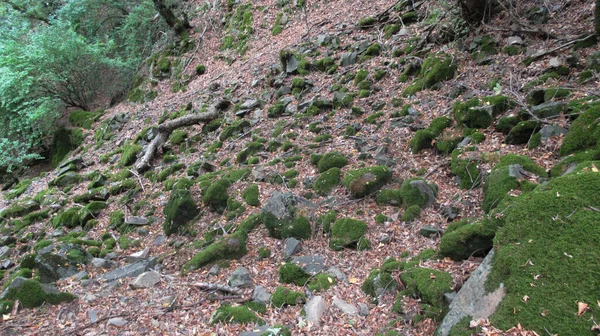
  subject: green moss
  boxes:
[183,231,247,272]
[485,165,600,335]
[318,210,337,233]
[402,205,421,222]
[315,152,348,173]
[560,106,600,156]
[219,119,251,141]
[410,129,435,154]
[69,110,103,129]
[451,149,482,189]
[50,128,84,168]
[375,213,387,224]
[168,129,188,145]
[365,112,384,123]
[242,184,260,206]
[427,116,452,136]
[313,168,341,196]
[403,53,456,96]
[221,3,253,55]
[209,304,264,325]
[52,208,82,228]
[360,43,381,62]
[342,165,392,198]
[5,179,33,200]
[361,267,398,299]
[271,286,306,307]
[163,189,198,235]
[375,189,403,206]
[119,141,142,167]
[195,64,206,75]
[236,142,264,164]
[438,218,495,260]
[278,263,310,286]
[505,120,541,145]
[401,267,452,309]
[329,218,367,250]
[314,134,332,142]
[258,247,271,259]
[550,149,600,177]
[6,279,75,308]
[358,16,376,29]
[267,103,285,118]
[400,178,437,208]
[308,273,336,292]
[34,239,53,253]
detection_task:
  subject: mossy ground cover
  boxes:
[485,162,600,335]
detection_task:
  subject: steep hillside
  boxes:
[1,0,600,335]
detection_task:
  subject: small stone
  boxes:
[291,255,325,275]
[378,234,391,244]
[398,28,409,36]
[420,226,444,238]
[326,266,348,283]
[208,265,220,276]
[91,258,109,268]
[0,246,12,259]
[1,259,13,269]
[107,317,128,327]
[159,295,177,310]
[130,270,161,289]
[124,216,149,226]
[358,303,370,316]
[228,267,253,288]
[304,296,328,326]
[153,235,167,246]
[81,279,97,287]
[340,52,358,66]
[284,237,302,258]
[507,36,523,46]
[540,125,567,140]
[136,228,150,236]
[441,206,459,221]
[333,298,358,316]
[88,309,99,323]
[252,286,271,304]
[548,57,562,68]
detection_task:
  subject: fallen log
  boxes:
[135,100,229,173]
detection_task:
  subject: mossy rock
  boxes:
[450,149,482,189]
[209,303,264,325]
[550,148,600,177]
[5,279,76,308]
[271,286,306,307]
[308,273,336,292]
[79,201,107,223]
[401,205,421,222]
[559,106,600,156]
[316,152,348,173]
[361,260,402,298]
[505,120,542,145]
[329,218,367,250]
[119,141,142,167]
[237,141,264,164]
[242,184,260,206]
[400,267,452,309]
[403,53,456,96]
[163,189,198,235]
[482,154,547,213]
[52,208,82,228]
[168,129,188,145]
[262,213,312,240]
[342,166,392,198]
[429,116,453,136]
[203,179,231,213]
[219,119,251,141]
[183,231,247,272]
[69,110,103,129]
[50,128,84,168]
[375,189,403,206]
[278,263,310,286]
[4,179,33,200]
[400,178,437,208]
[410,129,435,154]
[485,162,600,335]
[313,168,341,196]
[317,210,337,233]
[438,218,495,260]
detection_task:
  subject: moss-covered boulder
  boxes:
[209,303,264,325]
[403,53,457,96]
[50,128,84,168]
[375,189,403,206]
[163,189,198,235]
[203,179,231,213]
[313,167,341,196]
[505,120,542,145]
[316,152,348,173]
[410,130,435,154]
[400,267,452,308]
[69,110,103,129]
[52,208,82,228]
[450,149,482,189]
[400,178,437,208]
[51,171,82,188]
[343,165,392,198]
[484,161,600,335]
[3,278,75,308]
[242,184,260,206]
[438,218,495,260]
[402,205,421,222]
[559,106,600,156]
[361,258,404,299]
[271,286,306,307]
[118,141,142,167]
[260,192,314,240]
[278,263,310,286]
[453,95,513,128]
[329,218,367,250]
[183,231,247,272]
[482,154,547,213]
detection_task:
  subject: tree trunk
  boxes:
[596,0,600,37]
[134,101,228,172]
[152,0,191,35]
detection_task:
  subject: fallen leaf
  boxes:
[522,295,529,303]
[327,277,333,283]
[349,277,359,284]
[541,309,548,316]
[592,163,598,172]
[429,273,436,279]
[578,302,589,316]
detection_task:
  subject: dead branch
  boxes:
[528,34,596,62]
[128,169,145,192]
[134,100,228,172]
[191,282,243,295]
[60,313,130,336]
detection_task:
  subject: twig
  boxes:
[586,206,600,213]
[528,34,596,62]
[191,282,243,295]
[61,313,130,336]
[423,158,450,179]
[128,169,145,192]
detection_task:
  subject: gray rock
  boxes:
[333,298,358,316]
[240,99,260,110]
[444,291,458,304]
[420,226,444,238]
[0,246,12,259]
[88,309,99,323]
[124,216,149,226]
[408,179,437,208]
[228,267,253,288]
[261,192,310,223]
[540,124,567,140]
[378,234,391,244]
[548,57,562,68]
[159,295,177,310]
[284,237,302,258]
[316,34,331,45]
[340,52,357,66]
[441,206,460,220]
[208,264,220,276]
[531,101,564,119]
[326,266,348,283]
[136,227,150,236]
[0,276,60,299]
[507,36,523,46]
[291,255,325,275]
[73,271,88,280]
[398,28,409,36]
[125,248,150,263]
[358,303,370,316]
[91,258,109,268]
[252,286,271,304]
[153,235,167,246]
[1,259,13,269]
[130,270,161,289]
[100,257,157,281]
[0,236,16,247]
[285,55,298,74]
[107,317,128,327]
[240,325,279,336]
[508,164,524,178]
[304,296,328,326]
[36,253,79,283]
[437,250,504,336]
[251,166,266,181]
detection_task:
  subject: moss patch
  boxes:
[50,128,84,168]
[242,184,260,206]
[313,167,341,196]
[329,218,367,250]
[343,165,392,198]
[271,286,306,307]
[163,189,198,235]
[403,53,457,96]
[559,106,600,156]
[278,263,310,286]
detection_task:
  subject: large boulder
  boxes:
[260,192,315,240]
[163,189,198,235]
